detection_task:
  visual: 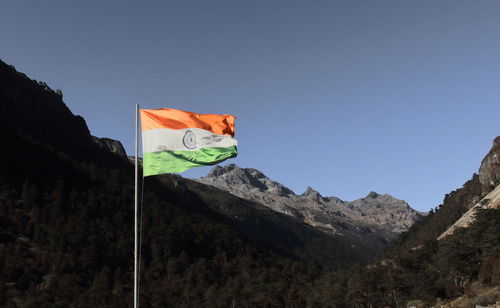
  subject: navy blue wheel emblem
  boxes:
[183,130,196,149]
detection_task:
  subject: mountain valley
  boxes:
[0,59,498,307]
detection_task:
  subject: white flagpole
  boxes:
[134,104,139,308]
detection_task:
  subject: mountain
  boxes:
[198,164,424,239]
[160,174,389,269]
[0,59,384,307]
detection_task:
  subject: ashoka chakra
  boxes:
[182,130,197,149]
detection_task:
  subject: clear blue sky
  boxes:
[2,1,499,211]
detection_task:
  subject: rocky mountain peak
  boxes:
[350,192,421,232]
[366,191,380,199]
[302,186,322,202]
[206,163,239,177]
[200,164,295,196]
[356,192,409,210]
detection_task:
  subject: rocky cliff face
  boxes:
[197,164,424,240]
[478,136,500,193]
[438,136,500,239]
[438,183,500,239]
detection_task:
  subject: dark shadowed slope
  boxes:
[0,59,377,307]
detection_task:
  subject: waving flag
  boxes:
[140,108,237,176]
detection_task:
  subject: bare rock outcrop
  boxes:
[438,183,500,239]
[478,136,500,193]
[92,136,127,158]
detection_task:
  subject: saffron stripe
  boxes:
[140,108,235,136]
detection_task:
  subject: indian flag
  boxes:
[140,108,238,176]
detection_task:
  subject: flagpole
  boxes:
[134,104,139,308]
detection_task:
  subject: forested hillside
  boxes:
[0,60,371,307]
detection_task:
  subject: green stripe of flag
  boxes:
[143,146,238,176]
